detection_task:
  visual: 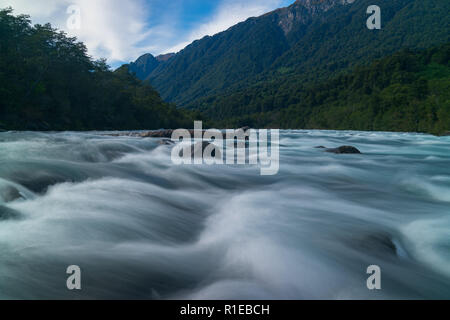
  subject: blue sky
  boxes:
[1,0,294,67]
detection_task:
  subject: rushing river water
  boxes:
[0,130,449,299]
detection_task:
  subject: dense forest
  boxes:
[0,8,199,131]
[206,44,450,135]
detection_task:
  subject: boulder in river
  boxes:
[325,146,362,154]
[140,129,174,138]
[106,127,254,140]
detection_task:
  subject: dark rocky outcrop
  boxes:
[325,146,361,154]
[106,127,253,140]
[155,53,175,62]
[140,129,174,138]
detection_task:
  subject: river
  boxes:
[0,130,449,299]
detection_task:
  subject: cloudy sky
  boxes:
[0,0,294,67]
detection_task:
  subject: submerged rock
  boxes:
[349,233,399,257]
[159,139,175,145]
[325,146,361,154]
[9,172,68,194]
[0,186,24,203]
[314,146,327,149]
[0,205,21,220]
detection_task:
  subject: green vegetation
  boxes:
[207,44,450,135]
[143,0,449,110]
[0,8,199,131]
[1,1,449,135]
[132,0,449,134]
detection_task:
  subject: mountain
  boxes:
[128,53,159,80]
[128,53,175,80]
[141,0,344,105]
[130,0,449,112]
[0,8,197,131]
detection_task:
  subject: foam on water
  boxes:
[0,130,449,299]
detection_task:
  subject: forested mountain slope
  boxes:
[211,43,449,135]
[130,0,449,110]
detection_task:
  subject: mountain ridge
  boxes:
[127,0,449,109]
[128,52,175,80]
[141,0,349,104]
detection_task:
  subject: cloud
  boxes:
[68,0,153,62]
[0,0,63,19]
[1,0,293,65]
[1,0,154,65]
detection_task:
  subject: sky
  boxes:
[0,0,295,67]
